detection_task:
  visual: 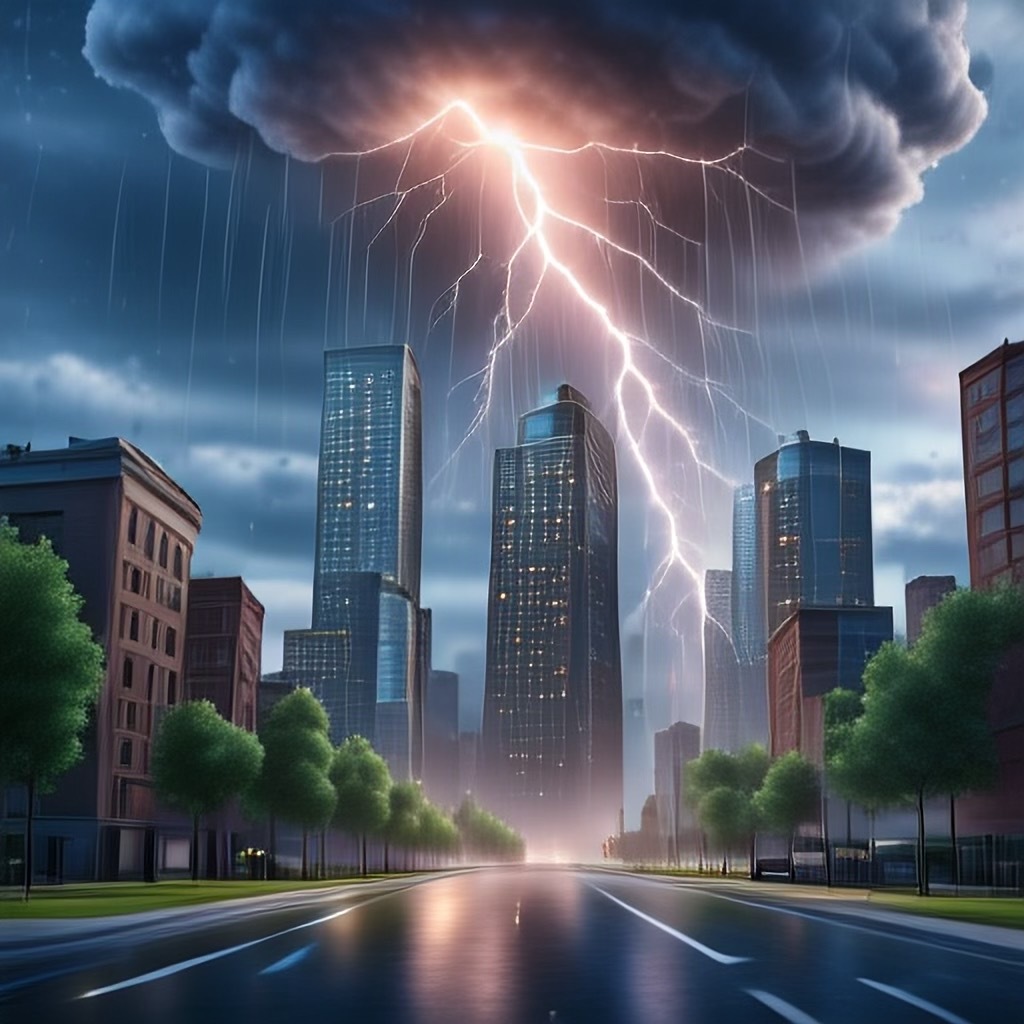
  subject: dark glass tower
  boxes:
[702,569,740,751]
[755,431,873,644]
[286,346,422,778]
[482,385,622,852]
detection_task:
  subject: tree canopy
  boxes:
[151,700,263,880]
[0,521,105,898]
[331,735,392,875]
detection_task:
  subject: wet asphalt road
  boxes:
[2,867,1022,1024]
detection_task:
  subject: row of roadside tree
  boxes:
[0,521,524,899]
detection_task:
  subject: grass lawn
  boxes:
[0,876,393,919]
[867,892,1024,931]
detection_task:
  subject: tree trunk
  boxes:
[192,813,200,883]
[384,841,390,874]
[268,815,277,881]
[749,833,757,880]
[23,777,36,901]
[361,833,367,877]
[949,794,960,891]
[301,829,308,881]
[788,830,795,883]
[320,829,327,880]
[916,789,929,896]
[721,852,728,876]
[821,793,832,889]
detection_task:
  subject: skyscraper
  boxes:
[286,346,422,778]
[731,483,760,662]
[482,385,622,851]
[755,430,874,643]
[959,338,1024,589]
[702,568,740,751]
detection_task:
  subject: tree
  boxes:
[151,701,263,881]
[754,751,820,880]
[0,522,105,899]
[330,735,391,876]
[250,689,336,879]
[417,802,460,867]
[827,586,1024,896]
[385,780,425,870]
[685,744,769,875]
[454,796,525,863]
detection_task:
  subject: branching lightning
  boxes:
[324,99,790,623]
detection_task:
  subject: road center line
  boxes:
[745,989,822,1024]
[858,977,972,1024]
[590,886,749,964]
[79,888,406,999]
[685,888,1024,968]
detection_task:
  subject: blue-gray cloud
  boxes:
[84,0,986,253]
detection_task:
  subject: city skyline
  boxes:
[3,4,1021,741]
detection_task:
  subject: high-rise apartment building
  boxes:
[285,346,422,777]
[482,385,622,852]
[654,721,701,867]
[960,338,1024,588]
[184,577,264,731]
[0,437,201,882]
[755,431,874,642]
[702,569,740,752]
[905,575,956,647]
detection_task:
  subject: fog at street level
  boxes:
[3,0,1024,1020]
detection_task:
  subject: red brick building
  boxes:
[185,577,264,732]
[0,437,201,882]
[960,338,1024,589]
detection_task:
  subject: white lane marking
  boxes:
[591,886,749,964]
[79,889,403,999]
[686,888,1024,968]
[858,978,973,1024]
[745,989,822,1024]
[260,942,317,975]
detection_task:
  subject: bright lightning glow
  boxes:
[324,99,787,628]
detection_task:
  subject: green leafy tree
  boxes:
[251,688,336,879]
[0,522,104,899]
[454,796,526,863]
[151,700,263,881]
[825,587,1024,896]
[754,751,820,880]
[330,735,391,876]
[385,780,425,870]
[417,802,460,867]
[685,744,769,875]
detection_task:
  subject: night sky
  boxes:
[1,2,1020,772]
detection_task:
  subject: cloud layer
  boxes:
[85,0,987,252]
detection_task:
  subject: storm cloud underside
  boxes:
[84,0,986,255]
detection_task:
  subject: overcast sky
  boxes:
[1,1,1022,748]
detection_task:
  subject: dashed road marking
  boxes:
[745,989,822,1024]
[858,977,972,1023]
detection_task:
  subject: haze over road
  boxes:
[3,868,1022,1023]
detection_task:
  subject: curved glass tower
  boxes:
[482,385,622,853]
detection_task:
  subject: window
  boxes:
[130,567,141,594]
[1008,356,1024,393]
[122,657,133,689]
[151,619,159,650]
[165,627,177,658]
[980,505,1005,537]
[125,702,137,730]
[167,671,178,706]
[147,664,155,701]
[119,740,132,767]
[158,534,168,569]
[1011,458,1024,491]
[173,545,183,581]
[977,466,1003,499]
[980,539,1007,574]
[127,507,138,545]
[129,610,139,642]
[144,522,155,559]
[1011,498,1024,528]
[968,368,1000,407]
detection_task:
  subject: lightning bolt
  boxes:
[324,99,787,629]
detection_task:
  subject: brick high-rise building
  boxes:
[960,338,1024,588]
[0,437,201,882]
[184,577,264,731]
[905,575,956,647]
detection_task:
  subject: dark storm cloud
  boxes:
[84,0,986,253]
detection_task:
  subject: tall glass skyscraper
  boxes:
[482,385,622,852]
[702,569,740,751]
[754,431,873,643]
[286,346,422,778]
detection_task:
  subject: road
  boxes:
[2,867,1022,1023]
